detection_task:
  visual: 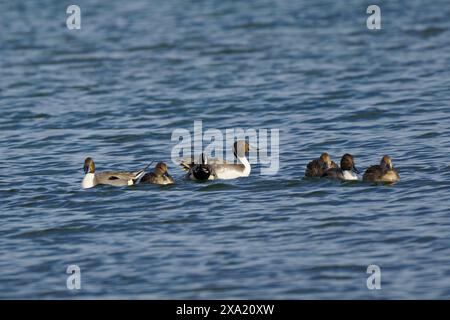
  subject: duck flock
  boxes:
[81,140,400,189]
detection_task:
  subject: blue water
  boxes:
[1,0,450,299]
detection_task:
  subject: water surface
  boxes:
[1,0,450,299]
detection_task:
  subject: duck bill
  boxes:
[83,165,89,174]
[352,166,360,174]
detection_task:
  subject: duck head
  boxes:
[340,153,359,173]
[155,162,174,182]
[83,157,95,174]
[154,162,169,176]
[380,155,393,170]
[319,152,333,170]
[233,140,251,158]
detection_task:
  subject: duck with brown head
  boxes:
[140,162,174,185]
[81,157,152,189]
[322,153,359,181]
[305,152,339,177]
[363,155,400,183]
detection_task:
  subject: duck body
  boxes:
[305,153,338,177]
[322,168,358,181]
[363,155,400,183]
[81,157,150,189]
[192,161,213,181]
[322,153,360,181]
[180,141,252,181]
[183,153,219,181]
[141,172,174,185]
[211,162,250,180]
[141,162,174,185]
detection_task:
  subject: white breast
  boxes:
[214,168,247,180]
[81,173,96,189]
[342,170,358,181]
[213,155,251,180]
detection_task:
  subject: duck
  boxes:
[322,153,359,181]
[81,157,151,189]
[363,155,400,183]
[305,152,338,177]
[140,162,174,185]
[180,140,253,180]
[182,153,214,181]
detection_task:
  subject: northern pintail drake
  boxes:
[81,157,151,189]
[322,153,359,181]
[140,162,174,185]
[305,152,338,177]
[180,140,253,180]
[363,155,400,183]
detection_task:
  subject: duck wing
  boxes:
[95,161,152,186]
[140,172,157,184]
[362,165,382,181]
[95,171,138,186]
[305,159,322,177]
[321,168,344,180]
